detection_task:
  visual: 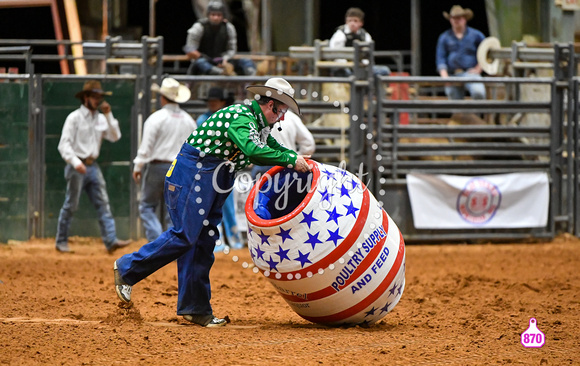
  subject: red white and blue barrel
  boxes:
[245,161,405,326]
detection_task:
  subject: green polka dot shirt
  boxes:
[187,100,298,171]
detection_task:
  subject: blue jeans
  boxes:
[220,192,240,245]
[55,163,118,250]
[139,162,173,242]
[188,57,256,76]
[445,72,486,100]
[331,64,391,77]
[116,144,235,316]
[251,164,274,181]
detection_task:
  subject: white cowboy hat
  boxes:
[246,78,300,115]
[151,78,191,103]
[477,36,501,75]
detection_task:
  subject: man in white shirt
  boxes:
[56,80,130,254]
[133,78,196,241]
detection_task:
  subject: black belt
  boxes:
[81,157,96,165]
[150,159,173,164]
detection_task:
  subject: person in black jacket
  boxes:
[184,1,256,76]
[328,7,390,77]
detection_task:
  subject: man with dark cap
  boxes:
[184,0,256,76]
[113,77,311,327]
[55,80,131,254]
[436,5,486,100]
[196,86,233,126]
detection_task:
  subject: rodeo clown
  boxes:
[114,78,312,327]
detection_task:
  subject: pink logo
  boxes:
[521,318,545,348]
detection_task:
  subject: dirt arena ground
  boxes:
[0,234,579,365]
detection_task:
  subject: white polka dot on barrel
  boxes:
[245,161,405,326]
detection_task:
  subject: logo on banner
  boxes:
[456,178,501,224]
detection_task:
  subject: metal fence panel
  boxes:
[372,75,570,242]
[40,76,136,240]
[0,77,29,242]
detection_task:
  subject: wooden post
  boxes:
[63,0,86,74]
[102,0,108,39]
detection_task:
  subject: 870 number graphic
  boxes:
[521,318,545,348]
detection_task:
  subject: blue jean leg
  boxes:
[445,85,465,100]
[232,58,256,76]
[85,164,118,247]
[139,162,172,242]
[445,72,485,100]
[56,164,118,248]
[56,165,85,246]
[373,65,391,76]
[188,58,216,75]
[176,195,224,315]
[465,80,486,100]
[116,144,234,315]
[220,192,240,244]
[250,164,274,181]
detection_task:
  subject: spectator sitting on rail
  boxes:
[328,7,391,77]
[183,1,256,76]
[436,5,486,100]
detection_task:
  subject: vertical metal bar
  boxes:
[374,76,384,204]
[511,42,521,100]
[27,74,36,239]
[348,78,356,171]
[396,53,403,74]
[27,74,45,239]
[130,69,146,240]
[570,78,580,236]
[261,0,271,53]
[313,39,322,76]
[548,56,563,234]
[410,0,420,76]
[25,47,32,75]
[37,74,45,238]
[105,36,112,74]
[155,36,163,82]
[141,36,148,79]
[305,0,313,46]
[348,77,363,172]
[566,44,575,233]
[391,110,398,181]
[149,0,156,36]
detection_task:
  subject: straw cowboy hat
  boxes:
[443,5,473,21]
[246,77,300,115]
[75,80,112,99]
[151,77,191,103]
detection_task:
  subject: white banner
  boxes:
[407,172,549,229]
